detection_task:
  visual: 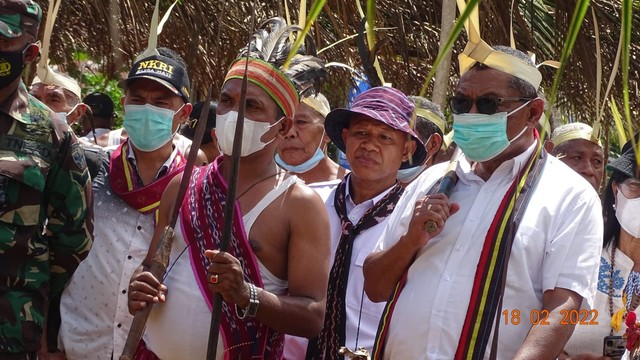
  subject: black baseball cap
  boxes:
[83,92,114,119]
[119,54,190,102]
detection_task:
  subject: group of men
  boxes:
[0,0,629,359]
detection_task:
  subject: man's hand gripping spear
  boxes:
[119,87,213,360]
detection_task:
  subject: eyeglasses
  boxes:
[449,95,533,115]
[620,178,640,199]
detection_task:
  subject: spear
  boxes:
[119,85,213,360]
[205,10,256,360]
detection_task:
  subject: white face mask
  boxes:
[216,110,282,157]
[615,188,640,238]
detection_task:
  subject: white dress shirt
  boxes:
[376,142,603,360]
[285,177,398,359]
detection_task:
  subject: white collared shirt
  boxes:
[126,140,179,181]
[376,142,603,360]
[59,153,156,359]
[285,177,398,359]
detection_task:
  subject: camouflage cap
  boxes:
[0,0,42,39]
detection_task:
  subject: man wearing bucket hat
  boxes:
[295,86,425,360]
[545,122,605,190]
[0,0,93,358]
[57,47,193,360]
[363,34,602,360]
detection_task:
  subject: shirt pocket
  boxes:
[0,155,46,226]
[345,248,387,317]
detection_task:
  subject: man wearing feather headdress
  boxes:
[127,17,331,359]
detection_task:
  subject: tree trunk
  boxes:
[432,0,457,110]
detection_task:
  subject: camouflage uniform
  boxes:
[0,81,93,354]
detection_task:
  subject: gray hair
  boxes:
[408,96,445,141]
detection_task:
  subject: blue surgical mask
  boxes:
[123,103,182,152]
[55,104,80,126]
[397,135,433,183]
[55,112,67,125]
[275,147,325,173]
[397,163,428,183]
[275,131,326,173]
[452,100,532,162]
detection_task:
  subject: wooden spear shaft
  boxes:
[206,11,256,360]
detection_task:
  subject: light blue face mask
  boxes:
[452,100,532,162]
[55,112,67,125]
[397,163,428,183]
[397,135,433,183]
[275,147,325,173]
[123,103,182,152]
[275,132,326,173]
[55,104,80,126]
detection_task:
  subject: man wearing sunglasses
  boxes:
[364,45,603,359]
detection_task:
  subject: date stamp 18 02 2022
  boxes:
[501,309,599,326]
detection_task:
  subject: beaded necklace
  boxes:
[609,245,617,336]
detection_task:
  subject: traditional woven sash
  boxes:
[179,156,284,359]
[109,139,186,224]
[371,141,546,360]
[306,174,404,360]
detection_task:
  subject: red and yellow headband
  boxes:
[224,58,299,118]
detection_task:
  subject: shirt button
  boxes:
[117,323,122,328]
[127,255,133,260]
[443,275,450,281]
[137,225,142,230]
[122,289,127,294]
[455,245,462,251]
[469,217,477,222]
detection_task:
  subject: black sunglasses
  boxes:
[449,95,533,115]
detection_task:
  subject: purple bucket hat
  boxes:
[325,86,427,169]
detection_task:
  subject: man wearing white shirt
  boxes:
[297,86,426,360]
[58,48,193,360]
[363,46,603,360]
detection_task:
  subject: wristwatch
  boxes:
[236,283,259,319]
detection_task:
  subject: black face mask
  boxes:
[0,45,29,88]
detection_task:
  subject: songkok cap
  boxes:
[0,0,41,38]
[607,133,640,179]
[302,93,330,118]
[83,92,114,119]
[33,70,82,100]
[119,54,190,103]
[550,122,602,148]
[325,86,426,169]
